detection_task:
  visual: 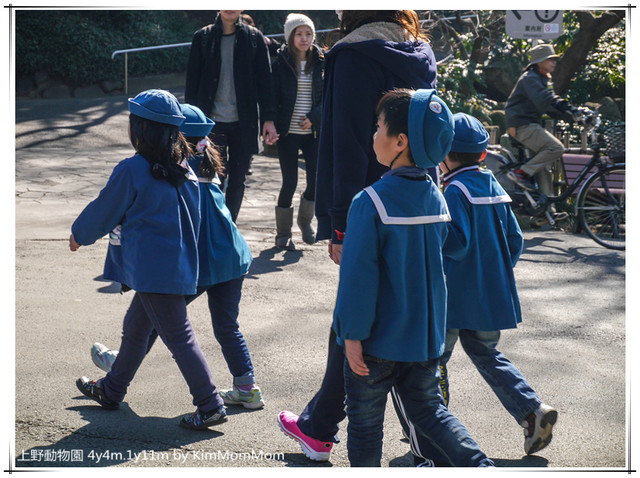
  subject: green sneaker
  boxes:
[220,385,264,410]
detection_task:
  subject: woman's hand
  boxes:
[262,121,279,145]
[344,340,369,376]
[299,116,312,130]
[69,234,80,252]
[328,241,342,265]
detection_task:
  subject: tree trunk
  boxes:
[553,11,625,95]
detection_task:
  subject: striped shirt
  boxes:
[288,60,313,135]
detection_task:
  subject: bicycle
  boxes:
[484,111,625,250]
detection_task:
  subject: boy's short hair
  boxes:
[376,89,415,163]
[376,88,412,137]
[448,150,485,165]
[376,88,454,169]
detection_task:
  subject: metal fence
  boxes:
[111,15,478,94]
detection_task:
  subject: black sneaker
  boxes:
[507,169,536,191]
[179,406,228,430]
[75,376,119,410]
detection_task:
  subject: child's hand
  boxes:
[345,339,369,376]
[69,234,80,252]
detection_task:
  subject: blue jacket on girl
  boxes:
[315,28,438,244]
[189,155,252,287]
[443,166,524,331]
[72,154,201,295]
[332,167,451,362]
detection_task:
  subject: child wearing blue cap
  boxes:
[70,89,228,430]
[332,89,493,467]
[90,103,264,410]
[435,112,557,455]
[178,104,264,408]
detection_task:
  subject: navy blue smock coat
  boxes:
[72,154,201,295]
[315,37,438,244]
[442,167,524,331]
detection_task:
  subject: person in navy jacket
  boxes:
[70,89,227,431]
[432,113,558,456]
[278,12,445,466]
[334,88,493,467]
[314,10,439,260]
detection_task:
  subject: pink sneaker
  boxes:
[277,410,333,461]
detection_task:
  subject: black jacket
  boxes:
[505,68,572,128]
[185,15,276,155]
[271,44,324,136]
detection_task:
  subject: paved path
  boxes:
[14,96,628,469]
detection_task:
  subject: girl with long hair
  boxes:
[70,89,227,430]
[272,13,324,249]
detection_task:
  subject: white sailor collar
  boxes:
[444,167,512,205]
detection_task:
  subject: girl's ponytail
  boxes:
[185,136,224,179]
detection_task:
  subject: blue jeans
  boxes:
[297,329,439,463]
[344,356,494,467]
[441,329,541,423]
[142,278,255,386]
[200,278,254,386]
[102,292,223,413]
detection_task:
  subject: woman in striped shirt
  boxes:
[272,13,324,250]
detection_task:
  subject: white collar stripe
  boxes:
[447,180,512,204]
[364,186,451,225]
[442,165,479,183]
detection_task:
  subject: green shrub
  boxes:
[16,10,201,86]
[16,10,339,88]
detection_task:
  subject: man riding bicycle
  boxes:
[505,43,580,221]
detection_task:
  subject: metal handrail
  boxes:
[111,14,479,93]
[110,30,335,93]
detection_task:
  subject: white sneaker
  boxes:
[521,404,558,455]
[90,343,118,373]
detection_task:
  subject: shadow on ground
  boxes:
[245,247,303,278]
[16,401,225,468]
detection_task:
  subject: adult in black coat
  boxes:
[272,45,324,137]
[185,10,278,222]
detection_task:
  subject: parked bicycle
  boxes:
[484,109,625,250]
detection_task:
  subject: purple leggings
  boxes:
[101,292,223,413]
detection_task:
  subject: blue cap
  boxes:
[179,104,215,137]
[408,89,455,168]
[127,89,185,126]
[451,113,489,153]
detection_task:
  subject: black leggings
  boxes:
[276,133,318,208]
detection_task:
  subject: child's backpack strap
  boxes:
[447,181,512,205]
[364,186,451,225]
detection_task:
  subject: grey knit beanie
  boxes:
[284,13,315,42]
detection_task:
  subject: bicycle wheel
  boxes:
[576,165,625,250]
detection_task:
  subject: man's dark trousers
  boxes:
[211,121,253,222]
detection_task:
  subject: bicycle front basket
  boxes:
[602,124,625,161]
